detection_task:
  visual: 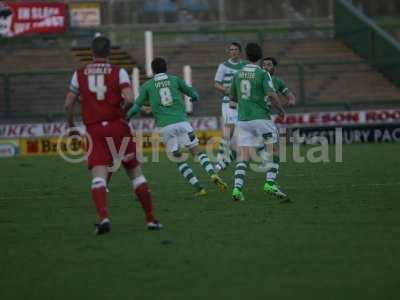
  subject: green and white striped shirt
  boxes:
[214,59,247,103]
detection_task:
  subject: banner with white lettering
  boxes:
[0,122,75,138]
[273,109,400,127]
[0,117,219,138]
[130,117,218,133]
[0,2,66,37]
[294,125,400,144]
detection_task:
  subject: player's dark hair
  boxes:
[151,57,167,74]
[92,36,111,58]
[230,42,242,52]
[245,43,263,63]
[263,57,278,66]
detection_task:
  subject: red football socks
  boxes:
[134,183,154,223]
[91,187,108,220]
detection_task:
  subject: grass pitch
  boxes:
[1,144,399,300]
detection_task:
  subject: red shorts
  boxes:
[85,119,139,170]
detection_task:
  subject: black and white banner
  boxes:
[293,124,400,144]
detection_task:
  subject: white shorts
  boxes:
[221,102,238,125]
[161,121,199,153]
[235,119,278,147]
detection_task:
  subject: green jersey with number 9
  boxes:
[134,73,199,127]
[230,64,275,121]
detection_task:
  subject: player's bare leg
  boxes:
[91,166,111,234]
[232,146,250,201]
[125,165,163,230]
[190,145,227,192]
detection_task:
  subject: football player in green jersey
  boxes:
[256,57,297,172]
[230,43,289,202]
[214,42,247,172]
[127,58,227,196]
[262,57,296,106]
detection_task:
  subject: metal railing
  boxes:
[1,60,400,122]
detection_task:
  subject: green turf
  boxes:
[1,144,400,300]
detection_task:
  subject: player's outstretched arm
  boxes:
[214,64,228,95]
[263,72,285,117]
[286,91,296,106]
[178,77,199,101]
[127,86,147,119]
[214,82,227,95]
[268,91,285,118]
[229,74,238,108]
[64,91,78,128]
[277,77,296,106]
[127,105,140,119]
[65,71,80,130]
[122,86,135,110]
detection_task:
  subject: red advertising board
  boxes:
[272,109,400,127]
[0,2,67,37]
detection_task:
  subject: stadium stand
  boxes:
[0,37,140,121]
[0,40,76,73]
[1,34,400,121]
[71,46,138,71]
[142,37,400,115]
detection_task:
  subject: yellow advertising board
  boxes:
[20,137,86,156]
[18,131,221,156]
[69,2,101,27]
[0,139,20,158]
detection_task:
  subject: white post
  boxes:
[145,30,153,78]
[183,65,193,114]
[131,67,140,99]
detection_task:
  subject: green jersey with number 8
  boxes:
[230,64,275,121]
[134,73,199,127]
